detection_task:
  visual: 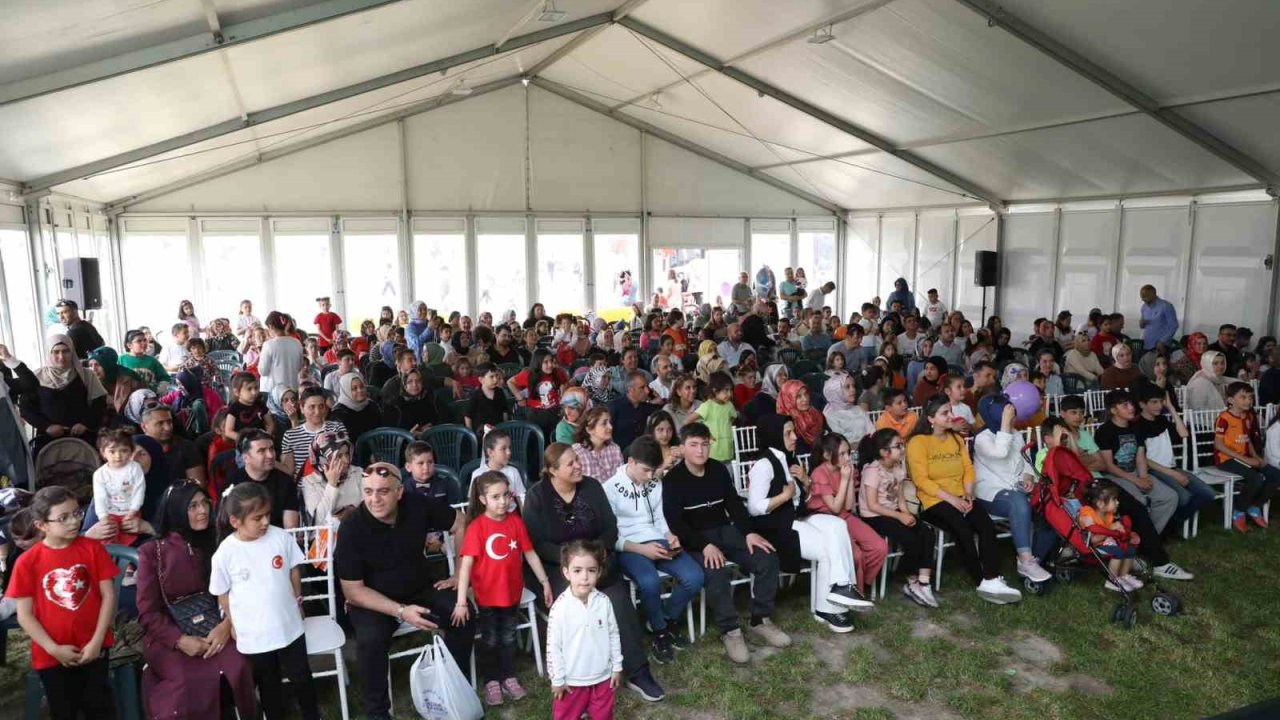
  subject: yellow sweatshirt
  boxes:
[906,432,974,510]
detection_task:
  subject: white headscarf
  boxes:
[36,334,107,402]
[337,372,370,412]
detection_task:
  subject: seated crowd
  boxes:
[1,276,1278,720]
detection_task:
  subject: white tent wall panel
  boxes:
[843,216,878,318]
[130,123,401,212]
[953,212,996,322]
[915,212,955,313]
[998,213,1057,338]
[876,215,915,301]
[1115,206,1193,335]
[1054,210,1119,319]
[529,86,642,212]
[1184,202,1277,337]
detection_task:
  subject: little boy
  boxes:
[943,374,974,433]
[92,430,146,547]
[1214,381,1280,532]
[465,363,510,434]
[159,322,190,373]
[323,349,358,397]
[733,365,760,411]
[405,442,463,507]
[314,296,342,351]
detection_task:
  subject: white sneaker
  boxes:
[1153,563,1194,581]
[1016,557,1051,583]
[1103,579,1126,593]
[976,576,1023,604]
[1119,574,1144,591]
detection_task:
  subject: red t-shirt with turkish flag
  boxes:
[460,513,532,608]
[6,536,118,670]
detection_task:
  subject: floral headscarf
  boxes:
[760,364,788,398]
[125,388,158,425]
[695,353,725,384]
[309,428,352,474]
[698,340,718,358]
[776,379,824,446]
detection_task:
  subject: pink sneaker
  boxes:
[1119,575,1144,591]
[502,677,527,701]
[483,681,503,706]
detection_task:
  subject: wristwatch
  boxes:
[396,604,405,622]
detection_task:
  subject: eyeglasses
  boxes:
[47,509,85,525]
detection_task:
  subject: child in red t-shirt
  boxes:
[454,471,554,707]
[313,296,342,351]
[7,487,119,718]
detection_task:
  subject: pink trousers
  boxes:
[553,680,616,720]
[832,510,889,593]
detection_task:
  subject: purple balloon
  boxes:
[1005,380,1042,422]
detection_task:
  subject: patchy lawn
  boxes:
[5,524,1278,719]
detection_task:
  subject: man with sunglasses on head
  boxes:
[336,462,469,720]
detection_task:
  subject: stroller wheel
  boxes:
[1054,566,1074,584]
[1123,606,1139,629]
[1151,592,1182,617]
[1023,576,1050,596]
[1110,603,1127,624]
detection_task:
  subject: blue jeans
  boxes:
[979,490,1057,561]
[1147,466,1216,527]
[617,540,704,634]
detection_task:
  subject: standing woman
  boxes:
[136,482,257,719]
[906,395,1021,604]
[746,415,868,633]
[177,300,204,340]
[257,311,304,394]
[20,335,107,455]
[330,374,383,442]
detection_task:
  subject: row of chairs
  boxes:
[351,421,546,479]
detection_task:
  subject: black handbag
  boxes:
[155,540,222,638]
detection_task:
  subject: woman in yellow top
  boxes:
[906,394,1022,605]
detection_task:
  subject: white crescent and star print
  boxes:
[484,533,520,560]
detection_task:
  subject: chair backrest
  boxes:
[1083,389,1108,419]
[493,421,546,479]
[733,425,758,463]
[498,363,522,379]
[354,428,416,466]
[1183,408,1222,471]
[731,459,752,497]
[283,522,341,617]
[105,545,139,611]
[420,424,479,472]
[1061,373,1089,395]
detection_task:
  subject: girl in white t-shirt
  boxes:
[210,483,319,720]
[92,430,146,546]
[469,428,527,514]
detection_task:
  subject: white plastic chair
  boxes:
[284,523,350,720]
[1184,408,1244,529]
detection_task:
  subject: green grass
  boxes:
[5,524,1279,718]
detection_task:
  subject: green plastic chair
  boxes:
[494,421,546,481]
[354,427,416,466]
[420,424,479,472]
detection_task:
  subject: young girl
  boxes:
[453,472,554,706]
[856,429,936,607]
[687,372,737,462]
[1076,482,1143,592]
[733,364,760,411]
[235,299,259,341]
[223,372,276,442]
[92,429,146,547]
[826,350,848,377]
[807,434,887,601]
[858,367,886,412]
[178,299,203,339]
[663,374,701,431]
[210,483,319,720]
[8,487,118,718]
[646,411,683,477]
[453,356,481,397]
[548,540,623,720]
[241,326,267,369]
[470,429,528,513]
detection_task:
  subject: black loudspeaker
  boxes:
[974,250,998,287]
[60,257,102,310]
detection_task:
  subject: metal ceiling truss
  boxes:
[951,0,1280,194]
[104,77,520,212]
[22,11,615,196]
[616,17,1006,210]
[523,0,654,78]
[0,0,411,108]
[532,78,844,215]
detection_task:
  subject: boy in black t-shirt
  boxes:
[1132,382,1215,530]
[465,363,510,434]
[1094,390,1178,534]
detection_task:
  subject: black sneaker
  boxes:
[666,627,692,651]
[650,631,675,664]
[627,666,666,702]
[826,583,875,611]
[813,610,854,634]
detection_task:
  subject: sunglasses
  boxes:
[363,466,399,479]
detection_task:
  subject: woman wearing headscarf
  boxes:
[694,342,726,387]
[1100,343,1144,390]
[385,366,436,434]
[20,334,108,454]
[137,482,257,719]
[267,385,301,430]
[745,414,867,632]
[300,429,363,523]
[329,373,383,442]
[124,388,159,428]
[886,278,916,313]
[745,363,789,425]
[594,325,619,366]
[822,374,875,446]
[405,301,433,354]
[1172,331,1208,384]
[776,379,825,456]
[972,395,1054,583]
[86,346,138,430]
[1185,349,1229,411]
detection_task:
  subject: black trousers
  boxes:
[244,633,319,720]
[1115,487,1169,566]
[540,569,649,677]
[348,588,474,717]
[863,515,934,576]
[37,654,115,720]
[475,605,519,682]
[691,524,780,633]
[920,501,1001,584]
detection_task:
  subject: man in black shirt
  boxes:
[56,299,104,359]
[1093,391,1178,535]
[227,429,299,528]
[662,423,788,664]
[336,463,470,720]
[610,371,658,452]
[1208,323,1243,377]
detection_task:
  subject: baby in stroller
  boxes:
[1076,482,1143,593]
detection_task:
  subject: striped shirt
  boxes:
[281,420,347,475]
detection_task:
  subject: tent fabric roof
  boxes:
[2,0,1276,210]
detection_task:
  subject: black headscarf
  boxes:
[153,481,215,559]
[757,412,799,468]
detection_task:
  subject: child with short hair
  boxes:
[0,509,40,621]
[7,487,119,718]
[857,366,886,412]
[1134,382,1215,529]
[686,372,737,462]
[454,356,481,398]
[211,483,319,720]
[1077,481,1143,592]
[1215,381,1280,532]
[547,540,623,720]
[874,388,917,440]
[160,322,191,372]
[93,429,146,546]
[733,364,760,410]
[466,363,510,435]
[454,472,554,706]
[470,429,528,513]
[406,441,463,505]
[943,374,974,433]
[223,371,276,442]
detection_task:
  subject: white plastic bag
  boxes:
[409,634,484,720]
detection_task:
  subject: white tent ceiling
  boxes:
[2,0,1277,211]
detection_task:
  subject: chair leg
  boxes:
[699,589,707,638]
[934,531,946,591]
[334,650,350,720]
[526,603,544,677]
[1223,480,1235,529]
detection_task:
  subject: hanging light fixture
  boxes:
[450,78,474,96]
[807,24,835,44]
[538,0,566,23]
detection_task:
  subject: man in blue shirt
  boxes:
[1139,285,1179,353]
